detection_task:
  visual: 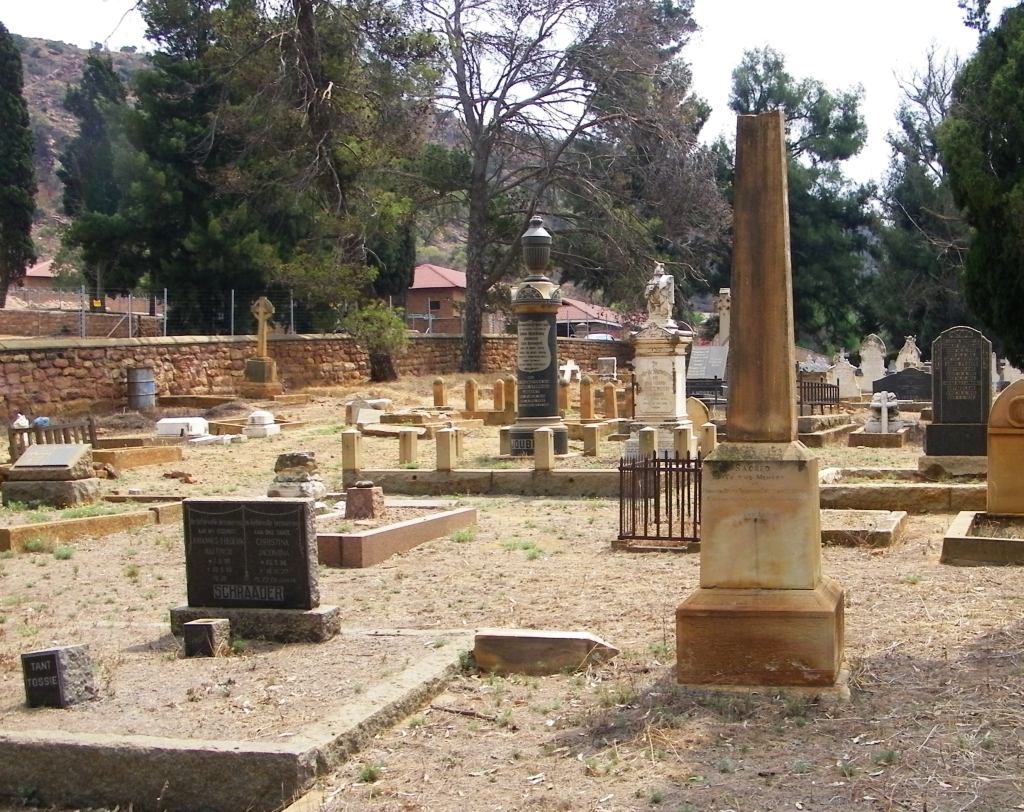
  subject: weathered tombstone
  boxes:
[579,375,596,421]
[533,427,555,471]
[170,498,339,642]
[685,396,710,428]
[243,409,281,438]
[21,645,97,708]
[712,287,731,346]
[473,629,619,676]
[987,379,1024,514]
[157,417,209,438]
[344,399,372,425]
[602,382,619,419]
[267,451,326,499]
[925,326,992,457]
[436,428,456,471]
[558,359,581,383]
[873,367,932,402]
[596,357,617,380]
[558,379,570,414]
[859,334,887,393]
[830,355,860,399]
[240,296,283,398]
[341,428,362,483]
[865,392,902,433]
[895,335,922,370]
[507,218,567,455]
[492,379,506,412]
[631,263,693,432]
[686,345,729,382]
[398,427,418,465]
[2,444,100,508]
[676,111,843,687]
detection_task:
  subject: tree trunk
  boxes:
[461,161,490,372]
[369,351,398,382]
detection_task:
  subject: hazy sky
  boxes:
[1,0,1016,185]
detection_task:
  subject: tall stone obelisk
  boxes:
[675,111,844,687]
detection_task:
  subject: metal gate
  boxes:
[616,451,702,552]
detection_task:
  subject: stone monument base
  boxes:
[240,357,283,398]
[2,478,101,508]
[508,418,568,456]
[925,423,986,457]
[917,455,987,480]
[675,577,844,687]
[170,605,340,644]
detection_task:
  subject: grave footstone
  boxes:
[183,618,231,657]
[170,498,339,642]
[925,326,992,457]
[21,645,97,708]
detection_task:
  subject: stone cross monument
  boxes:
[240,296,283,398]
[675,111,845,687]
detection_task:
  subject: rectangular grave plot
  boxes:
[183,499,318,610]
[21,650,64,707]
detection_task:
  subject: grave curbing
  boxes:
[0,633,470,812]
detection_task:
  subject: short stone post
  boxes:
[558,379,570,415]
[436,428,456,472]
[639,426,658,458]
[580,375,595,421]
[433,377,447,408]
[453,427,464,460]
[880,397,889,434]
[603,382,618,419]
[674,425,695,458]
[398,428,418,465]
[493,379,506,412]
[700,421,717,455]
[504,375,517,417]
[534,427,555,471]
[465,379,479,412]
[499,427,511,456]
[341,428,362,477]
[583,424,600,457]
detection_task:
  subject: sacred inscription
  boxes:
[21,650,62,708]
[932,327,991,424]
[516,314,558,417]
[637,363,675,415]
[183,499,317,610]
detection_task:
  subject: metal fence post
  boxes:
[163,288,168,336]
[230,289,235,336]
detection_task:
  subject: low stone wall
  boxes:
[0,334,633,414]
[0,308,163,339]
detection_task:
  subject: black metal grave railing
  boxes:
[617,451,702,552]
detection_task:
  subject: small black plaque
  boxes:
[183,499,318,610]
[21,650,64,707]
[874,368,932,401]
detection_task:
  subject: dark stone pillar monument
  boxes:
[507,217,568,456]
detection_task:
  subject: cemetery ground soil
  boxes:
[0,378,1021,811]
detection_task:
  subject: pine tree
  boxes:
[0,22,37,307]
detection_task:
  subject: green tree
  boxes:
[869,48,978,351]
[0,22,37,307]
[939,4,1024,365]
[421,0,726,371]
[727,47,875,352]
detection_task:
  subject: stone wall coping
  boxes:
[0,333,630,352]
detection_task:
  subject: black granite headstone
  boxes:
[509,310,568,455]
[925,326,993,456]
[873,368,932,401]
[183,498,318,610]
[931,326,992,424]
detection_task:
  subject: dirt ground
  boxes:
[1,377,1021,812]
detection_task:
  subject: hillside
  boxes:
[12,34,147,261]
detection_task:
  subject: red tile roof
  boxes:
[411,264,467,289]
[558,297,621,326]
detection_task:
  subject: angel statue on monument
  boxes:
[644,262,676,328]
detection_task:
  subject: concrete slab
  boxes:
[317,508,477,568]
